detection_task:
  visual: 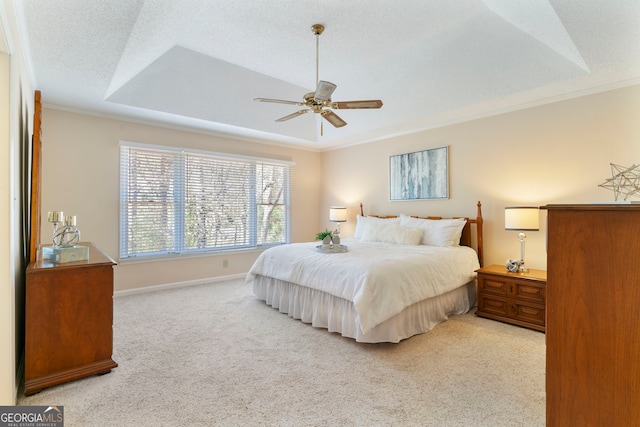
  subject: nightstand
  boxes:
[475,264,547,332]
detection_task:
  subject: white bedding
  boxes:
[247,238,480,335]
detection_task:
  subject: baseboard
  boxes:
[113,273,247,298]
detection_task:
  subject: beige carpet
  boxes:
[19,279,546,426]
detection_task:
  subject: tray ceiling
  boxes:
[15,0,640,150]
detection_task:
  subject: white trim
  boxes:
[0,1,12,54]
[7,0,37,86]
[43,101,322,152]
[113,273,247,298]
[323,77,640,152]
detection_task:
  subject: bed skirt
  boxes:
[252,275,477,343]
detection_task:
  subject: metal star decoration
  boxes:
[598,163,640,201]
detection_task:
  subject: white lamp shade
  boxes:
[329,207,347,222]
[505,207,539,231]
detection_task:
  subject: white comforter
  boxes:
[247,238,480,334]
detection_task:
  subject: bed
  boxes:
[247,201,484,343]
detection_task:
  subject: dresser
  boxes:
[475,264,546,332]
[545,204,640,426]
[25,242,118,395]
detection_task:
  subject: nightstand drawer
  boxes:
[477,295,545,330]
[478,294,510,317]
[478,276,511,297]
[513,282,545,304]
[512,301,545,326]
[475,265,547,332]
[478,275,545,304]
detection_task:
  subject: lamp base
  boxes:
[517,232,528,273]
[506,259,528,273]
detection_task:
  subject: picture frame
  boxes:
[389,146,449,200]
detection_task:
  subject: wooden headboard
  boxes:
[359,201,484,267]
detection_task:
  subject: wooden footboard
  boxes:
[359,201,484,266]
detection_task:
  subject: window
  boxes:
[119,142,291,259]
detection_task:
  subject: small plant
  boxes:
[315,229,333,241]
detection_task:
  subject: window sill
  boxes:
[117,245,277,264]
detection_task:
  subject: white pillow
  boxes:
[399,214,466,247]
[360,222,423,246]
[354,215,400,239]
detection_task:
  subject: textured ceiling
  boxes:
[15,0,640,150]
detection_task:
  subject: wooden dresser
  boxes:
[25,242,118,395]
[545,204,640,426]
[475,264,546,332]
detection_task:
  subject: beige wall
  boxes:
[0,48,14,408]
[40,109,323,291]
[321,84,640,270]
[2,0,36,404]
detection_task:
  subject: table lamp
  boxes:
[505,206,539,272]
[329,207,347,236]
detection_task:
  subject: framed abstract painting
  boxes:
[389,146,449,200]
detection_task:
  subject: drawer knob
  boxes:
[509,284,513,292]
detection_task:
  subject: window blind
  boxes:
[120,143,291,259]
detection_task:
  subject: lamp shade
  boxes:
[505,207,539,231]
[329,207,347,222]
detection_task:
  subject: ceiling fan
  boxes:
[254,24,383,131]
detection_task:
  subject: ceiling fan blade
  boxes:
[275,109,310,122]
[314,80,337,101]
[331,100,383,109]
[254,98,305,106]
[321,110,347,128]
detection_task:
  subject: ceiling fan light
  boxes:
[315,81,337,101]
